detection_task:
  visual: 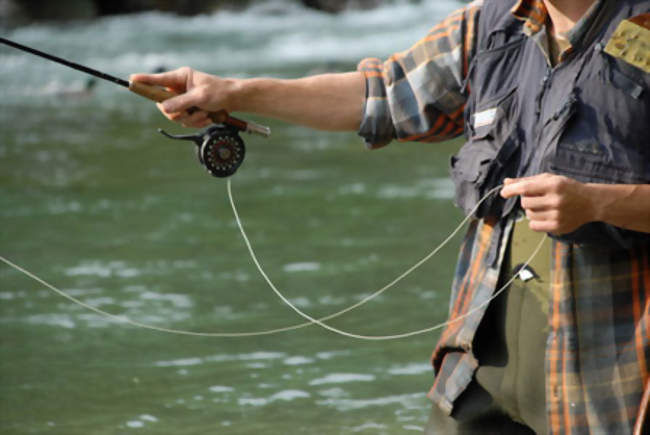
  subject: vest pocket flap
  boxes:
[450,143,496,183]
[609,65,645,99]
[470,87,518,141]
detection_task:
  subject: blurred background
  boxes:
[1,1,468,434]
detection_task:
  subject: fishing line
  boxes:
[228,179,546,339]
[0,183,545,339]
[0,235,544,340]
[227,181,503,327]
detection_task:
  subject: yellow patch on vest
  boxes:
[604,13,650,73]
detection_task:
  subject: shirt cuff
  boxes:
[357,57,396,149]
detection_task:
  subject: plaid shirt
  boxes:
[357,1,650,433]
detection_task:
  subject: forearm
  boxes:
[230,72,366,132]
[130,68,366,132]
[589,183,650,234]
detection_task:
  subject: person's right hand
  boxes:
[130,67,237,128]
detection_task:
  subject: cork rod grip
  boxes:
[128,81,271,137]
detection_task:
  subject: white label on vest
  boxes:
[473,108,497,129]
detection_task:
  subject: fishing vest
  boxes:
[450,0,650,248]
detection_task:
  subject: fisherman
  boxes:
[131,0,650,433]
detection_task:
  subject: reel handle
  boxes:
[128,81,271,137]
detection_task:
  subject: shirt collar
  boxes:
[511,0,548,35]
[510,0,603,44]
[510,0,605,61]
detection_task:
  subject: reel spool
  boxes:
[159,125,246,178]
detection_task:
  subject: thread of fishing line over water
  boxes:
[0,182,544,340]
[228,182,506,329]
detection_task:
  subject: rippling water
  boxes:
[1,1,467,433]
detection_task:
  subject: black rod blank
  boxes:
[0,37,130,88]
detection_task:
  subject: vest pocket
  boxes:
[451,88,520,218]
[550,54,650,185]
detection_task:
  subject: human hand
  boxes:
[500,173,596,235]
[130,67,237,128]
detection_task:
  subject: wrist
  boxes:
[220,77,244,113]
[582,183,604,222]
[227,77,268,113]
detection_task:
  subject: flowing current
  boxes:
[0,1,468,433]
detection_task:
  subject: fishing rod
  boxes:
[0,36,272,177]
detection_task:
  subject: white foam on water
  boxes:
[238,351,286,361]
[317,387,349,399]
[316,350,350,360]
[283,356,315,366]
[77,313,112,328]
[124,414,158,428]
[376,178,455,200]
[155,357,203,367]
[338,183,368,195]
[403,425,425,432]
[0,291,26,300]
[350,422,387,432]
[25,314,76,329]
[282,262,321,273]
[418,290,440,300]
[309,373,375,386]
[318,295,346,306]
[288,296,312,308]
[317,392,425,411]
[81,297,115,307]
[246,362,268,369]
[64,261,141,279]
[209,385,234,393]
[238,397,268,407]
[63,288,104,297]
[269,390,311,401]
[387,363,432,376]
[238,389,311,407]
[139,291,193,308]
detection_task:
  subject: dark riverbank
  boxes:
[1,0,382,26]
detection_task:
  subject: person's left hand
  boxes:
[500,173,596,235]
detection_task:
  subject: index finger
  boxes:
[500,176,547,199]
[129,68,188,92]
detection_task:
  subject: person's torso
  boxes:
[451,0,650,247]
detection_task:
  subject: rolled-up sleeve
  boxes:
[358,1,482,149]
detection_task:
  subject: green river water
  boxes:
[1,1,468,433]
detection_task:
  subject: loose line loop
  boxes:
[0,181,543,340]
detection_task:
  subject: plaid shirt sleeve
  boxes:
[357,1,482,149]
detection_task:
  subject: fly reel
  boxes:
[159,125,245,178]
